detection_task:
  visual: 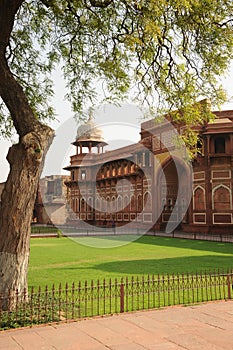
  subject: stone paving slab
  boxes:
[0,300,233,350]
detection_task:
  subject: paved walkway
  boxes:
[1,300,233,350]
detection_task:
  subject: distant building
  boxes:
[1,176,69,226]
[33,175,70,225]
[64,107,233,234]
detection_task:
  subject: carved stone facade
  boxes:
[64,117,154,228]
[184,111,233,233]
[64,109,233,234]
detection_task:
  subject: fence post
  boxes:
[120,280,124,313]
[227,273,232,299]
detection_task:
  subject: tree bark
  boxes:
[0,124,54,309]
[0,0,55,309]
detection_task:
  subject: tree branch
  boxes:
[0,0,40,136]
[0,56,38,136]
[214,18,233,27]
[89,0,113,7]
[0,0,23,55]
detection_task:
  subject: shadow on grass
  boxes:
[58,255,233,276]
[134,235,233,255]
[70,234,233,255]
[95,255,233,275]
[80,234,233,254]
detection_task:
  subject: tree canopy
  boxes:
[1,0,233,137]
[0,0,233,308]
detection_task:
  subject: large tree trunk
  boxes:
[0,124,54,309]
[0,0,55,310]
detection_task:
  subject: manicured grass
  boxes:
[31,226,60,234]
[28,235,233,289]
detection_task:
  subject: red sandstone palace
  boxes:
[64,108,233,234]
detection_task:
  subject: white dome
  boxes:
[76,116,106,144]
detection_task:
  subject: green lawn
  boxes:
[28,235,233,289]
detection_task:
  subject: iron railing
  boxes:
[0,270,232,330]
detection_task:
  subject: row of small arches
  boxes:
[71,192,152,213]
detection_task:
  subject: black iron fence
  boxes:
[1,270,232,330]
[30,225,233,244]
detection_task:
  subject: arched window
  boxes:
[124,195,129,210]
[81,198,86,211]
[88,197,93,212]
[81,170,86,180]
[117,195,123,211]
[137,194,142,212]
[95,198,100,211]
[193,186,205,211]
[214,137,225,154]
[213,185,231,210]
[101,197,106,212]
[111,196,116,212]
[143,192,152,210]
[130,194,136,211]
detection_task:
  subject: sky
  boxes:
[0,62,233,183]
